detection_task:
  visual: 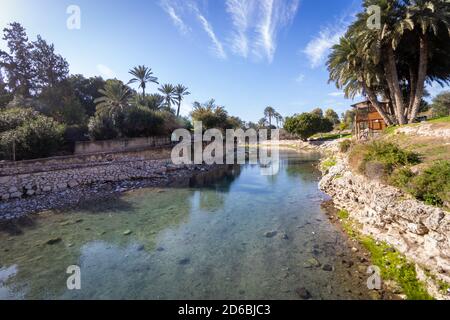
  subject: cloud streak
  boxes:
[303,12,355,68]
[160,1,190,35]
[190,4,227,60]
[226,0,299,63]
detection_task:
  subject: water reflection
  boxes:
[0,150,372,300]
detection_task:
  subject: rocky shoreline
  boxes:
[318,149,450,300]
[0,163,218,221]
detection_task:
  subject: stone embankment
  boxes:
[0,149,217,220]
[319,153,450,299]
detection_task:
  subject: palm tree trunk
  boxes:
[142,86,146,99]
[386,46,406,124]
[177,101,181,117]
[408,35,428,123]
[363,83,394,126]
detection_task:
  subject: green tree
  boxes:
[431,91,450,118]
[128,65,158,98]
[94,79,132,119]
[32,35,69,90]
[0,22,34,97]
[264,106,276,127]
[158,84,176,111]
[325,108,340,125]
[284,113,333,141]
[174,84,190,117]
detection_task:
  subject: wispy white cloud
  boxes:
[225,0,254,58]
[303,28,344,68]
[192,6,227,60]
[255,0,299,63]
[303,12,355,68]
[160,0,190,35]
[159,0,299,62]
[97,64,115,79]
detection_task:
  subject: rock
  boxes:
[322,264,333,271]
[68,180,79,188]
[46,238,62,245]
[179,258,191,265]
[295,287,311,300]
[26,190,35,196]
[10,192,22,199]
[281,233,289,240]
[264,231,278,238]
[342,260,354,268]
[156,247,165,252]
[123,230,132,236]
[136,245,145,251]
[351,247,359,253]
[303,257,321,268]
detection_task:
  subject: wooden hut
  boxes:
[352,100,389,139]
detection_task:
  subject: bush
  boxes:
[120,106,164,138]
[358,141,420,175]
[410,161,450,207]
[339,139,352,153]
[88,113,119,141]
[0,109,65,160]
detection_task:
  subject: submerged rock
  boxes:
[46,238,62,245]
[303,257,321,268]
[264,231,278,238]
[322,264,333,272]
[123,230,132,236]
[179,258,191,265]
[295,287,311,300]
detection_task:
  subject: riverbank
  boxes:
[317,122,450,300]
[0,161,218,220]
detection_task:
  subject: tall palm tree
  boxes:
[158,84,177,111]
[274,112,283,128]
[128,65,159,98]
[327,35,394,125]
[264,106,276,127]
[94,80,132,118]
[405,0,450,122]
[174,84,190,117]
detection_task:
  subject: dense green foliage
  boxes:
[355,141,421,175]
[430,91,450,118]
[0,108,65,160]
[190,99,243,131]
[284,112,334,140]
[0,22,198,159]
[327,0,450,125]
[391,161,450,208]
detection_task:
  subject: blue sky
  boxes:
[0,0,448,122]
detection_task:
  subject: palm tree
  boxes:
[264,106,276,127]
[405,0,450,122]
[274,112,283,128]
[94,80,132,118]
[158,84,176,111]
[128,65,159,98]
[174,84,190,117]
[327,35,394,126]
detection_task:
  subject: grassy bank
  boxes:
[337,210,433,300]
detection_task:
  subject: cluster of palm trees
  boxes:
[94,65,191,118]
[262,106,284,128]
[327,0,450,125]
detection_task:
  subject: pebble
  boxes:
[264,231,278,238]
[123,230,132,236]
[295,287,311,300]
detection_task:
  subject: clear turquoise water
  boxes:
[0,150,372,300]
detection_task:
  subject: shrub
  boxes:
[389,167,416,189]
[120,106,164,138]
[410,161,450,207]
[339,139,352,153]
[356,141,420,175]
[88,113,119,141]
[0,110,65,160]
